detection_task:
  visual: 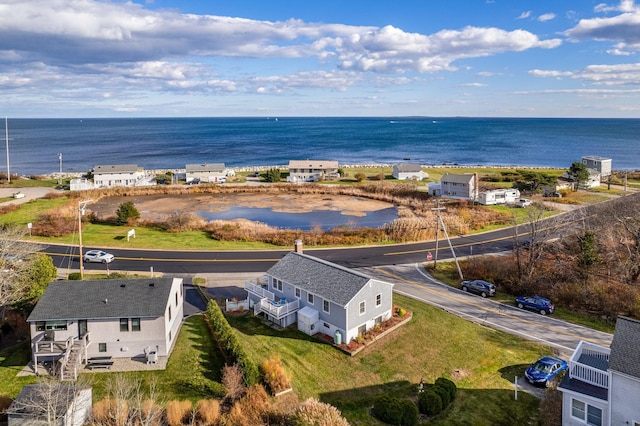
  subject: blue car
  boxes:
[525,356,568,387]
[515,295,554,315]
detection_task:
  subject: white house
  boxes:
[477,188,521,205]
[93,164,154,188]
[287,160,340,182]
[558,316,640,426]
[582,156,612,179]
[392,163,428,181]
[244,241,394,344]
[428,173,479,201]
[185,163,234,183]
[27,277,184,380]
[8,384,92,426]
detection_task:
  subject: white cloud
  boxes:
[529,69,573,77]
[538,13,556,22]
[530,62,640,85]
[517,11,532,19]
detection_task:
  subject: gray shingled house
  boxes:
[185,163,231,183]
[244,242,394,344]
[392,163,428,181]
[27,278,183,380]
[558,316,640,425]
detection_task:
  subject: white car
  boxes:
[83,250,115,264]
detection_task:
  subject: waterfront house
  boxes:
[428,173,479,201]
[582,156,612,179]
[185,163,234,183]
[558,316,640,425]
[287,160,340,182]
[392,163,428,181]
[93,164,154,188]
[7,384,92,426]
[244,241,394,343]
[477,188,521,205]
[27,278,183,380]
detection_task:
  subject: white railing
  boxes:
[226,298,249,312]
[569,340,610,389]
[245,281,274,300]
[257,298,300,319]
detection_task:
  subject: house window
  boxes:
[323,300,330,313]
[359,301,366,315]
[274,279,283,291]
[376,294,382,306]
[131,318,141,332]
[375,315,382,325]
[36,321,67,331]
[295,288,301,299]
[175,293,178,305]
[98,343,107,352]
[169,330,172,342]
[587,405,602,426]
[120,318,129,332]
[168,306,172,320]
[308,293,314,304]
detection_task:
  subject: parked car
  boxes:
[83,250,115,264]
[515,295,554,315]
[516,198,532,208]
[461,280,496,298]
[525,356,568,387]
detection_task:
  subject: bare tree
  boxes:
[7,377,92,426]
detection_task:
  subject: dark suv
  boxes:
[461,280,496,298]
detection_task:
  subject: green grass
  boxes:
[0,177,63,188]
[0,197,70,225]
[228,293,545,425]
[0,342,39,398]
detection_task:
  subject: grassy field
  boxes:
[1,294,547,424]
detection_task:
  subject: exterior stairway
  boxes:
[59,341,83,381]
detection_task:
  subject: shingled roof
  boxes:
[266,252,386,306]
[27,278,178,322]
[94,164,139,174]
[394,163,423,172]
[609,316,640,379]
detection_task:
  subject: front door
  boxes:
[78,320,87,338]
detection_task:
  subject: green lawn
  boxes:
[227,293,546,425]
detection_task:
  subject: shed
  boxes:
[297,306,320,336]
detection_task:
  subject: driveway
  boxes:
[0,187,60,205]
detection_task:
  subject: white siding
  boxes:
[610,372,640,425]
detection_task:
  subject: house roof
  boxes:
[441,173,474,184]
[186,163,225,173]
[288,160,339,169]
[609,316,640,379]
[27,278,180,322]
[394,163,423,172]
[266,252,392,306]
[94,164,139,174]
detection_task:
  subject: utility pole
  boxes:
[58,153,63,185]
[5,117,12,184]
[78,199,93,279]
[431,199,464,280]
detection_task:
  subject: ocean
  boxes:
[4,117,640,175]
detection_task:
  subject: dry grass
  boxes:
[91,399,129,426]
[260,357,291,395]
[195,399,219,426]
[165,400,192,426]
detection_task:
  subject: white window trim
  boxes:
[308,293,314,304]
[359,301,366,315]
[295,287,300,299]
[323,299,330,314]
[376,293,382,306]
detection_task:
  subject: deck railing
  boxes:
[245,280,274,300]
[257,298,300,319]
[568,340,610,389]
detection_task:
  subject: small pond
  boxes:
[199,206,398,230]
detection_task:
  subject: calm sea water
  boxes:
[4,117,640,175]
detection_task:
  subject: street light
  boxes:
[78,199,93,279]
[58,153,63,185]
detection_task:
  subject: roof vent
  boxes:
[149,283,155,287]
[103,298,108,304]
[120,284,126,288]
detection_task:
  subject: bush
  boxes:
[116,201,140,225]
[165,400,192,426]
[435,377,457,400]
[372,395,403,425]
[196,399,220,426]
[354,172,367,182]
[418,390,442,416]
[433,385,450,409]
[291,398,349,426]
[401,399,419,426]
[261,356,291,394]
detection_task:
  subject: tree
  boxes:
[354,172,367,182]
[0,226,41,318]
[116,201,140,225]
[264,168,281,183]
[514,169,557,192]
[569,161,590,190]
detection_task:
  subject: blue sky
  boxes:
[1,0,640,117]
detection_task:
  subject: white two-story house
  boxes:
[287,160,340,182]
[428,173,479,201]
[93,164,153,188]
[558,316,640,426]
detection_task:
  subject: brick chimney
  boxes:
[294,239,303,253]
